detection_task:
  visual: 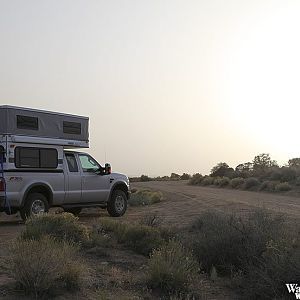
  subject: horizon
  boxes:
[1,1,300,177]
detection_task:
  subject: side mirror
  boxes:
[105,163,111,175]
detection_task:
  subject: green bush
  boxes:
[190,209,285,276]
[201,176,214,186]
[21,213,89,244]
[189,173,203,185]
[180,173,191,180]
[129,189,163,206]
[96,219,168,255]
[148,240,198,293]
[275,182,292,192]
[230,177,245,188]
[9,236,85,297]
[243,177,260,190]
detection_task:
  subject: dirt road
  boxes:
[129,180,300,226]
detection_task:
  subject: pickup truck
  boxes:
[0,147,130,220]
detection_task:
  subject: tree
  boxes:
[288,158,300,168]
[170,173,180,180]
[235,162,253,178]
[252,154,278,174]
[210,162,233,177]
[180,173,191,180]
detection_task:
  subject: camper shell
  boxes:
[0,105,89,148]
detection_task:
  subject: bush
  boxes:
[180,173,191,180]
[21,213,89,244]
[189,173,203,185]
[230,177,245,189]
[96,219,169,255]
[129,189,163,206]
[259,180,277,192]
[140,175,151,182]
[243,177,260,190]
[148,240,198,293]
[275,182,292,192]
[219,177,230,187]
[9,236,85,297]
[190,209,285,276]
[242,236,300,299]
[201,176,214,186]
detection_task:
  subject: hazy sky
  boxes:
[1,0,300,176]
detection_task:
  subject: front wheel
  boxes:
[20,193,49,221]
[107,190,127,217]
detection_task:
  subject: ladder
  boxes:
[0,147,11,214]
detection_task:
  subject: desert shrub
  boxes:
[212,176,222,186]
[219,177,230,187]
[139,214,162,227]
[295,176,300,186]
[96,219,167,255]
[9,236,85,297]
[230,177,245,189]
[275,182,292,192]
[190,209,285,276]
[129,189,163,206]
[140,175,151,182]
[180,173,191,180]
[243,177,260,190]
[189,173,203,185]
[148,240,198,293]
[280,167,297,182]
[201,176,214,186]
[242,235,300,299]
[21,213,89,244]
[259,180,277,192]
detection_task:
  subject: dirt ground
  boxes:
[0,181,299,299]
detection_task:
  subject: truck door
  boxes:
[78,153,110,204]
[64,153,82,203]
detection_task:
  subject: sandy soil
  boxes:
[128,180,300,227]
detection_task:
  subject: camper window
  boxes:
[17,115,39,130]
[15,147,58,168]
[63,121,81,135]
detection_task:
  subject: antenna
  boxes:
[104,146,107,162]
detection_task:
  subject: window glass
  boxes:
[63,121,81,135]
[65,153,79,172]
[17,115,39,130]
[40,149,58,168]
[15,147,58,168]
[79,154,99,172]
[0,146,5,163]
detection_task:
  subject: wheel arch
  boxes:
[109,182,129,201]
[22,183,53,207]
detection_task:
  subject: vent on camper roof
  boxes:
[17,115,39,130]
[63,121,81,135]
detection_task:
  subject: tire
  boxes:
[20,193,49,221]
[64,207,82,216]
[107,189,127,217]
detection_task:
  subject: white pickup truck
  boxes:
[0,106,130,220]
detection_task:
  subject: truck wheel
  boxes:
[107,190,127,217]
[20,193,49,221]
[64,207,82,216]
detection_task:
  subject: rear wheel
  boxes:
[107,190,127,217]
[20,193,49,221]
[64,207,82,216]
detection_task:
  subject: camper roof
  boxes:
[0,105,89,148]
